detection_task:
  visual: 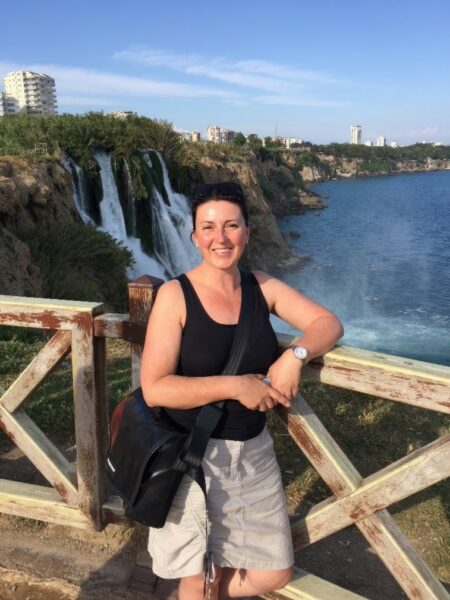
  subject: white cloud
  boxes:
[0,61,241,101]
[113,48,347,93]
[0,56,348,111]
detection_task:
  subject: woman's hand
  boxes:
[266,350,303,401]
[234,374,291,412]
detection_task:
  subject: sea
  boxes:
[276,170,450,367]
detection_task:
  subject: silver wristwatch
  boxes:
[289,345,309,363]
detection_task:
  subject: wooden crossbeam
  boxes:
[277,335,450,414]
[278,396,449,600]
[293,433,450,548]
[0,296,103,330]
[0,479,90,528]
[262,567,368,600]
[0,408,78,504]
[0,330,72,413]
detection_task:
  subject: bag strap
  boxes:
[175,269,255,471]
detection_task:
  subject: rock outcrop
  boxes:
[0,157,79,296]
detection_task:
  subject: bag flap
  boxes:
[106,388,184,501]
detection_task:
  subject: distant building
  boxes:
[0,91,18,116]
[351,125,362,144]
[191,131,201,142]
[390,141,399,148]
[109,111,136,119]
[3,71,57,115]
[280,137,303,149]
[376,136,386,147]
[207,125,221,143]
[364,140,373,146]
[206,125,237,143]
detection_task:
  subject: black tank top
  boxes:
[161,272,280,440]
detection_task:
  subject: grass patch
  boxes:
[268,381,450,581]
[0,336,448,579]
[0,337,132,446]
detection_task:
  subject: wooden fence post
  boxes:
[127,275,164,389]
[71,305,106,531]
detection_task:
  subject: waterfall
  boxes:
[141,151,199,275]
[62,155,96,226]
[64,149,198,281]
[95,150,128,241]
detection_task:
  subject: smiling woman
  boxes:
[192,188,249,275]
[140,181,343,599]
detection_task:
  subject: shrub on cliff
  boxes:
[26,222,134,310]
[0,113,182,163]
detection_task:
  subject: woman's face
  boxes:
[192,200,249,270]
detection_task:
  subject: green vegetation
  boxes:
[26,222,134,311]
[311,142,450,161]
[0,112,182,165]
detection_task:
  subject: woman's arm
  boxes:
[254,271,344,400]
[140,280,290,411]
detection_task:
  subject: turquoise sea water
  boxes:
[276,170,450,366]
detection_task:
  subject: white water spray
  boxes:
[62,155,95,226]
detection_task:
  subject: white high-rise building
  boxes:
[3,71,57,115]
[376,136,386,147]
[207,125,222,143]
[350,125,362,144]
[0,92,18,116]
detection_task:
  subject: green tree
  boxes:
[232,132,247,146]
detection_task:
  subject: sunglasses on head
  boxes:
[193,182,244,201]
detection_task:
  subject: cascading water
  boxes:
[95,151,128,241]
[64,149,198,281]
[62,155,95,226]
[140,151,199,275]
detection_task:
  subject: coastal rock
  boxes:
[300,164,331,183]
[299,190,326,210]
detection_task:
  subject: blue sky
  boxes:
[1,0,449,144]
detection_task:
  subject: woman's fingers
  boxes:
[269,386,291,408]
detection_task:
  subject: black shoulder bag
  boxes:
[106,270,255,528]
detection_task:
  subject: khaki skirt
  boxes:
[148,426,294,579]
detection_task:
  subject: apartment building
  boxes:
[206,125,237,143]
[350,125,362,144]
[0,92,18,116]
[3,71,57,115]
[376,136,386,147]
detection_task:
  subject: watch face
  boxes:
[293,346,308,360]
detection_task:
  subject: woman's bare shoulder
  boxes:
[150,279,185,321]
[251,270,281,310]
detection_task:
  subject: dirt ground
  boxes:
[0,438,449,600]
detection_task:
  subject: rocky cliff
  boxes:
[0,155,305,298]
[0,157,79,296]
[300,155,450,182]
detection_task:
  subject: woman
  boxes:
[141,182,343,599]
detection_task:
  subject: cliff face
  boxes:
[0,157,79,296]
[300,155,450,182]
[0,154,301,298]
